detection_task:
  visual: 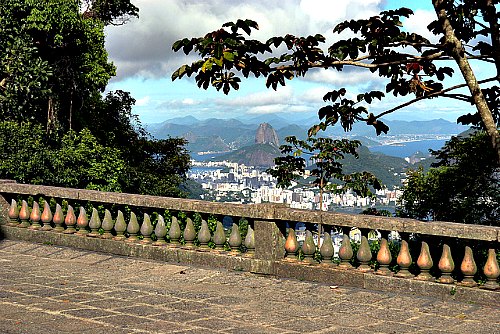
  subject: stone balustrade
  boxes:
[0,180,499,306]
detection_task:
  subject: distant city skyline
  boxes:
[104,0,489,124]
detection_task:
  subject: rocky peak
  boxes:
[255,123,280,148]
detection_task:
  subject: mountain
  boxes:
[147,116,469,156]
[219,143,281,167]
[255,123,280,147]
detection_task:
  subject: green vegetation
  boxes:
[172,1,499,221]
[399,131,499,225]
[0,0,190,197]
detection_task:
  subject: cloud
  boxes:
[135,95,151,106]
[217,86,293,107]
[105,0,385,81]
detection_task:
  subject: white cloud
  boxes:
[135,95,151,106]
[105,0,385,80]
[218,86,293,107]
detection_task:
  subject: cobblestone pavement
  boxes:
[1,239,499,334]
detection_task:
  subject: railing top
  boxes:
[1,182,499,242]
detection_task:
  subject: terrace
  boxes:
[0,180,499,333]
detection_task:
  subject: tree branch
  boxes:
[374,76,499,119]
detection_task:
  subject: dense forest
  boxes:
[0,0,191,197]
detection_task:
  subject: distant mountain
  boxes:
[147,116,468,156]
[219,143,281,167]
[340,146,410,188]
[255,123,280,147]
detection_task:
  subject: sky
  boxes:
[104,0,487,125]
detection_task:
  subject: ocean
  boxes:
[369,139,448,158]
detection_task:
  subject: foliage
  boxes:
[399,131,499,225]
[0,0,116,131]
[268,136,382,198]
[172,2,500,164]
[0,1,190,198]
[0,121,125,192]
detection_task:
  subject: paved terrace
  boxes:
[1,239,499,334]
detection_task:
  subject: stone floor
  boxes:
[0,239,499,334]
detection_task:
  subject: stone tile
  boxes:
[221,324,291,334]
[448,321,500,334]
[0,242,41,253]
[363,320,422,333]
[112,304,165,317]
[153,310,205,323]
[62,308,117,319]
[131,319,190,333]
[271,317,336,332]
[26,287,69,298]
[31,300,85,312]
[52,292,100,303]
[188,317,239,331]
[169,300,212,312]
[94,314,151,328]
[407,314,465,330]
[82,298,136,310]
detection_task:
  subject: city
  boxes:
[189,159,404,211]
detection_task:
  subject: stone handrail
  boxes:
[0,180,499,306]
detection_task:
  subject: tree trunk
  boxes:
[433,0,500,164]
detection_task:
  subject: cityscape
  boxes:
[189,159,403,211]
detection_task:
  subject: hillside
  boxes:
[219,143,281,167]
[148,116,468,156]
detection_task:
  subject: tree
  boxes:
[0,1,191,198]
[268,136,382,199]
[171,3,500,163]
[0,122,125,192]
[0,0,139,132]
[399,131,499,225]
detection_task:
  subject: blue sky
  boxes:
[104,0,483,124]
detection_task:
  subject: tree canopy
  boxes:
[172,2,500,164]
[0,0,190,198]
[399,131,499,225]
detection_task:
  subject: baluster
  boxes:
[140,213,153,244]
[18,200,30,228]
[415,241,434,281]
[357,236,372,272]
[243,225,255,256]
[301,230,316,264]
[113,210,127,241]
[375,238,392,276]
[183,217,196,248]
[197,219,211,250]
[284,227,299,261]
[458,246,477,287]
[53,204,65,232]
[28,201,41,230]
[63,205,77,234]
[7,199,19,226]
[40,201,53,231]
[76,206,88,235]
[87,208,101,237]
[152,215,167,246]
[213,221,226,251]
[101,209,114,239]
[338,234,353,268]
[320,232,335,266]
[228,223,242,254]
[436,244,454,284]
[125,212,140,242]
[395,240,413,278]
[480,249,500,290]
[169,216,181,246]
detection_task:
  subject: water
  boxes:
[370,139,447,158]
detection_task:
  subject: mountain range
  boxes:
[147,115,469,154]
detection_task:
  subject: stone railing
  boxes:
[0,181,499,306]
